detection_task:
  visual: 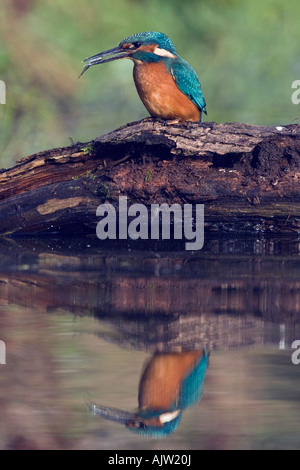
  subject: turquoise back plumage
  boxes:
[170,58,207,120]
[178,349,209,409]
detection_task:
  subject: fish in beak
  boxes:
[88,403,136,426]
[79,45,132,78]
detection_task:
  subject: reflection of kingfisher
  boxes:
[89,350,209,437]
[80,31,207,122]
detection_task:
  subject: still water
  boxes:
[0,235,299,450]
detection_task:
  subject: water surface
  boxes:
[0,235,299,450]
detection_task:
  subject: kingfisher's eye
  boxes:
[133,421,146,429]
[132,41,142,48]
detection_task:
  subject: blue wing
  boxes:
[178,350,209,410]
[171,57,207,121]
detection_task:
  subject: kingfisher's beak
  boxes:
[88,403,135,426]
[79,46,131,78]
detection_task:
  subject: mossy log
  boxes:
[0,120,300,235]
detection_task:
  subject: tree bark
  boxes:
[0,120,300,235]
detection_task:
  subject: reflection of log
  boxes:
[0,121,300,235]
[1,270,297,352]
[0,238,299,351]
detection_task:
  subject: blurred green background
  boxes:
[0,0,299,168]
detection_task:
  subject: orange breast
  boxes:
[138,351,203,410]
[133,61,200,122]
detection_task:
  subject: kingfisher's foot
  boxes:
[161,119,181,126]
[140,116,156,123]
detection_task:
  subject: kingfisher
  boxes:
[80,31,207,122]
[89,350,209,437]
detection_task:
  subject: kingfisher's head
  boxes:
[89,403,182,438]
[79,31,178,77]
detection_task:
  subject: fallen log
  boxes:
[0,120,299,235]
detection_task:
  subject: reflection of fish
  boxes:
[89,350,209,437]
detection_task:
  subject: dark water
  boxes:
[0,235,300,450]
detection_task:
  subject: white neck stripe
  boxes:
[159,409,181,423]
[154,47,176,59]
